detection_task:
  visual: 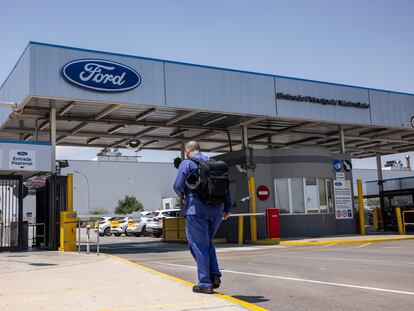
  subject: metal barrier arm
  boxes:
[228,213,265,245]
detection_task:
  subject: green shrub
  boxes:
[115,195,144,214]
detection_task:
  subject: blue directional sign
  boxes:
[332,159,342,172]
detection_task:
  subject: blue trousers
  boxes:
[185,214,223,287]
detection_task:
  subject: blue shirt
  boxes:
[173,153,232,216]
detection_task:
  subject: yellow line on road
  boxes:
[280,236,414,245]
[355,243,371,248]
[108,254,268,311]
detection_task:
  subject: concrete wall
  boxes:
[61,160,177,215]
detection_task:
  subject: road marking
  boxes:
[108,255,268,311]
[355,243,371,248]
[320,244,336,247]
[256,254,414,266]
[157,263,414,296]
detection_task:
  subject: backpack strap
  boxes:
[185,157,203,190]
[188,157,203,165]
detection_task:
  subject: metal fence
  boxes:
[0,176,23,251]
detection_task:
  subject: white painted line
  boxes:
[272,254,414,266]
[216,245,287,253]
[157,262,414,296]
[355,243,371,248]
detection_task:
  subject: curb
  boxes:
[280,236,414,245]
[107,254,268,311]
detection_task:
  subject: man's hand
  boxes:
[223,212,231,220]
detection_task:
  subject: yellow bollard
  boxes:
[357,179,365,235]
[396,207,404,235]
[238,216,244,245]
[373,208,378,231]
[377,207,383,230]
[248,176,258,242]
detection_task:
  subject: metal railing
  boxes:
[62,219,100,255]
[28,223,46,248]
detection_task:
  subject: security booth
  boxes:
[214,147,356,240]
[0,41,414,247]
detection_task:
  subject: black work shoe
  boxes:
[212,275,221,289]
[192,285,214,294]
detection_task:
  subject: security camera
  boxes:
[127,140,142,150]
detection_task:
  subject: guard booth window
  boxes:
[275,178,334,215]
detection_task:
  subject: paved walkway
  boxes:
[0,251,250,311]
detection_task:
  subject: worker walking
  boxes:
[174,141,232,294]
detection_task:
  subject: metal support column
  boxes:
[50,105,57,249]
[241,125,248,149]
[50,105,57,174]
[180,142,185,160]
[339,125,345,153]
[376,153,385,229]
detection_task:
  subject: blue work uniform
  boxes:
[173,153,232,287]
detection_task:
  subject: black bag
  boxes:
[185,157,229,205]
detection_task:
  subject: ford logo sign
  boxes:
[335,182,342,186]
[17,151,28,156]
[62,59,141,92]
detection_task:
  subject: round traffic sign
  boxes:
[411,116,414,128]
[256,185,270,201]
[332,159,342,172]
[343,159,352,172]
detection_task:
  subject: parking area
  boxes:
[101,238,414,311]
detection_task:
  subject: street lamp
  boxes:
[73,170,90,215]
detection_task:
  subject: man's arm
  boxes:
[173,160,190,197]
[223,189,232,219]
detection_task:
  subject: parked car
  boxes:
[110,217,131,236]
[146,209,181,237]
[94,216,121,236]
[126,216,148,237]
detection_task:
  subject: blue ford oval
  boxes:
[17,151,28,156]
[62,59,141,92]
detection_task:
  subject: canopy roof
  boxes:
[0,42,413,158]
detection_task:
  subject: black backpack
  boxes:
[185,157,229,205]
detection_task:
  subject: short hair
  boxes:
[185,141,200,152]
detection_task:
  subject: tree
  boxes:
[115,195,144,214]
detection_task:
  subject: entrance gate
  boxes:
[0,175,23,251]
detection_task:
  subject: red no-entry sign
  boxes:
[257,185,270,201]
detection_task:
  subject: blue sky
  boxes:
[1,0,413,167]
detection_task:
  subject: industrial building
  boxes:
[1,42,413,250]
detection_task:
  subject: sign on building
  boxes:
[0,142,52,172]
[333,180,353,219]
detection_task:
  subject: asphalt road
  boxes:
[98,236,414,311]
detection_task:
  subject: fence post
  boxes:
[78,221,81,253]
[238,216,244,245]
[248,176,258,242]
[396,207,404,235]
[96,224,100,256]
[86,225,90,254]
[373,208,378,231]
[357,179,365,235]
